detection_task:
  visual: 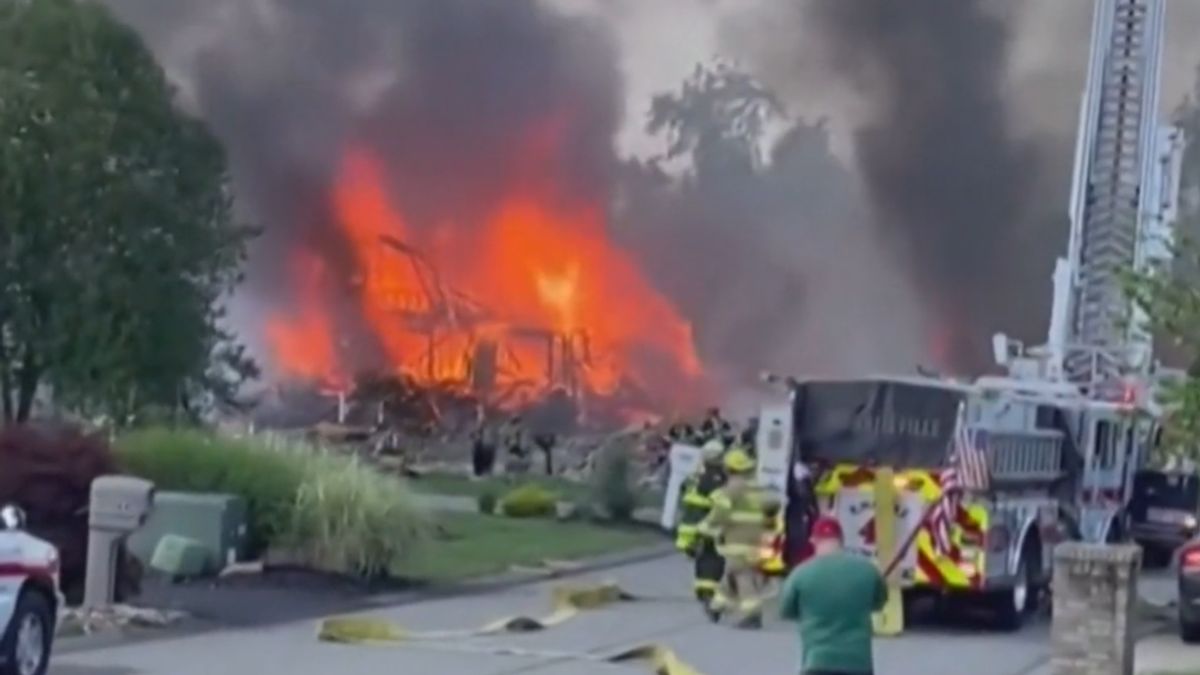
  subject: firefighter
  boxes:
[702,448,779,629]
[675,440,724,554]
[786,460,821,566]
[676,440,728,605]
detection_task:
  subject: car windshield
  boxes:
[1133,471,1200,511]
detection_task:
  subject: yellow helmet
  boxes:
[724,448,755,474]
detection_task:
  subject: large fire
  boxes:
[265,121,706,416]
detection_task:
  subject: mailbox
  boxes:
[89,476,155,532]
[84,475,156,609]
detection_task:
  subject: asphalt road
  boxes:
[49,556,1184,675]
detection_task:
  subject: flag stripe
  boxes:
[927,403,990,557]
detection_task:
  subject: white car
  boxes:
[0,506,60,675]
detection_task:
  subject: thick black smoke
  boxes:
[615,64,927,390]
[101,0,944,396]
[776,0,1047,371]
[102,0,623,374]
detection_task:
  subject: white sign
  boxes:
[835,488,924,577]
[756,402,793,503]
[660,443,703,531]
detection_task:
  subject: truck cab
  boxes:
[0,506,60,675]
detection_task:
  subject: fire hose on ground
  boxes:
[314,470,929,671]
[316,581,704,674]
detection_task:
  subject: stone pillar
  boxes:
[1051,543,1141,675]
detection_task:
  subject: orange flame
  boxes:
[266,119,704,414]
[265,251,346,386]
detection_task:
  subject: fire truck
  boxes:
[759,373,1160,628]
[757,0,1186,629]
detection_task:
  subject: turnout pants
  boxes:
[710,554,763,623]
[692,537,724,602]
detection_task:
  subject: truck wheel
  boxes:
[0,590,54,675]
[1182,609,1200,645]
[990,550,1035,631]
[1141,545,1169,569]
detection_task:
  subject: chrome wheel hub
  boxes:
[1013,571,1029,614]
[14,613,45,675]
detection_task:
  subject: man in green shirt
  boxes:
[779,516,886,675]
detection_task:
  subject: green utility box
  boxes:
[128,491,248,575]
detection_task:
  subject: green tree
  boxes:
[646,60,785,175]
[1123,64,1200,461]
[0,0,255,423]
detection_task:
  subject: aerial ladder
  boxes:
[990,0,1186,543]
[997,0,1184,397]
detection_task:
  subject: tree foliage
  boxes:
[0,0,256,423]
[646,61,785,175]
[1126,238,1200,460]
[1124,63,1200,460]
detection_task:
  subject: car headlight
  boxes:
[1185,514,1198,531]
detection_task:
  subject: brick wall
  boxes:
[1051,543,1141,675]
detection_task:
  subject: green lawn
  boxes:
[400,512,663,582]
[409,471,664,507]
[410,472,590,500]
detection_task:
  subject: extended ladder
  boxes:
[1062,0,1182,393]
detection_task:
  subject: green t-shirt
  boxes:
[779,551,886,674]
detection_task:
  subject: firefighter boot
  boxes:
[693,539,725,605]
[735,596,764,630]
[736,613,763,630]
[704,592,726,623]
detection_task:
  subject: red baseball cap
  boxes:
[810,516,844,542]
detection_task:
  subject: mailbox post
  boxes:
[84,476,155,609]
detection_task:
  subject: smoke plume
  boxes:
[795,0,1043,371]
[99,0,928,404]
[109,0,1170,402]
[614,65,927,390]
[102,0,627,378]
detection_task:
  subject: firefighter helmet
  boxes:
[701,439,724,461]
[723,448,755,474]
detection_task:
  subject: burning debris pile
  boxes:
[106,0,978,430]
[247,368,637,472]
[244,0,712,428]
[264,143,704,428]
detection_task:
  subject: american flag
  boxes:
[928,405,991,555]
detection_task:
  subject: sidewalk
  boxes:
[1136,634,1200,674]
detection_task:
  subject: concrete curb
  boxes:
[55,541,677,656]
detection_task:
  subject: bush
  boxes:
[477,490,499,515]
[591,443,637,522]
[289,451,430,578]
[117,428,305,555]
[116,428,429,576]
[0,423,141,603]
[499,484,558,519]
